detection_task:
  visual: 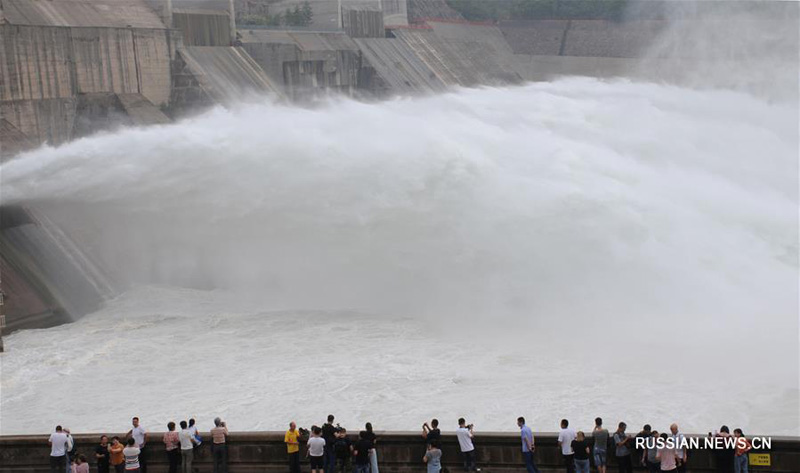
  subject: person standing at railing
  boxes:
[517,417,539,473]
[423,419,441,445]
[733,429,751,473]
[642,431,661,473]
[614,422,633,473]
[211,418,230,473]
[655,433,677,473]
[127,418,148,473]
[96,435,111,473]
[48,425,70,473]
[307,426,326,473]
[571,431,591,473]
[123,438,141,473]
[364,423,379,473]
[322,415,337,473]
[179,421,199,473]
[109,437,125,473]
[456,418,479,472]
[353,431,373,473]
[334,427,353,473]
[423,440,442,473]
[593,418,610,473]
[669,424,687,473]
[557,419,576,473]
[163,422,181,473]
[285,422,302,473]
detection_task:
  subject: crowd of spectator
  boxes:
[47,415,754,473]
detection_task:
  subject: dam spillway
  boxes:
[0,0,797,439]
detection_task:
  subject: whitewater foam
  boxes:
[1,79,797,435]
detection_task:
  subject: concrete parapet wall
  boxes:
[0,432,798,473]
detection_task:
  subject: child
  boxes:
[334,428,353,473]
[307,426,325,473]
[73,455,89,473]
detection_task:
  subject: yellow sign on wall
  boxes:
[749,453,770,466]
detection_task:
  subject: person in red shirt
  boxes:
[733,429,752,473]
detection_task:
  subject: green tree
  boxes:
[301,1,313,25]
[447,0,629,21]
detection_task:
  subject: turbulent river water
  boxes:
[1,79,797,435]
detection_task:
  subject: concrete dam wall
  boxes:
[1,432,798,473]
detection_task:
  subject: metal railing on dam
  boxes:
[1,432,797,473]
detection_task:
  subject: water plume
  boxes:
[3,79,796,337]
[1,79,797,434]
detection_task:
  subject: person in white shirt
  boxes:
[557,419,577,473]
[187,419,201,447]
[455,418,479,472]
[306,426,326,473]
[656,432,678,473]
[669,424,688,473]
[49,426,70,473]
[127,417,148,473]
[64,428,75,473]
[178,421,199,473]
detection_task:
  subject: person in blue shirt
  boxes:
[517,417,540,473]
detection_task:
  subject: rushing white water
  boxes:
[1,79,798,435]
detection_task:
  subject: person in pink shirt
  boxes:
[655,433,677,472]
[163,422,181,473]
[72,455,89,473]
[210,418,230,473]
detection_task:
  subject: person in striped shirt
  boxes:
[122,439,141,473]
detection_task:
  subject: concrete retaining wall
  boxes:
[0,25,174,106]
[0,23,175,154]
[342,7,385,38]
[0,206,113,334]
[0,432,798,473]
[240,30,362,99]
[173,9,233,46]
